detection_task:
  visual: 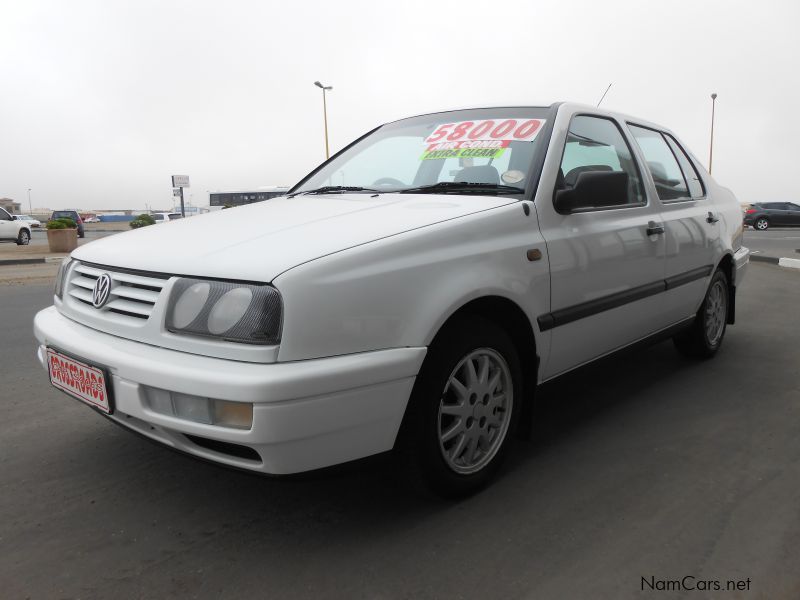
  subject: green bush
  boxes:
[47,217,76,230]
[129,214,156,229]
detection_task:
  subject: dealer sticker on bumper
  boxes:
[46,348,111,414]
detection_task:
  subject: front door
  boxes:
[536,113,667,379]
[0,208,17,241]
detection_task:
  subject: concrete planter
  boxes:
[47,228,78,253]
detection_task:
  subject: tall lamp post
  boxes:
[27,188,32,213]
[708,93,718,174]
[314,81,333,159]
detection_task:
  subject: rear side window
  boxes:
[664,134,705,198]
[628,125,688,201]
[558,115,645,207]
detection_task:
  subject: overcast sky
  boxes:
[1,0,798,211]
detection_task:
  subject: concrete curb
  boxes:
[750,255,779,265]
[778,257,800,269]
[750,254,800,269]
[0,256,66,266]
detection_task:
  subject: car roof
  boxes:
[384,101,678,137]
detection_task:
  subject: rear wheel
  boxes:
[16,229,30,245]
[673,269,729,358]
[754,217,769,231]
[398,317,522,497]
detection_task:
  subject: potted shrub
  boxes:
[46,217,79,253]
[129,214,156,229]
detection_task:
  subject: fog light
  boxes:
[173,392,213,424]
[144,387,253,430]
[213,400,253,429]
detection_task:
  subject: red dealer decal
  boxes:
[47,350,110,412]
[422,118,545,160]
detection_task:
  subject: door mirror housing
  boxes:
[554,170,630,214]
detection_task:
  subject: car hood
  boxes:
[72,194,517,282]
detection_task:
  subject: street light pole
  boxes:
[709,93,717,174]
[314,81,333,159]
[27,188,32,213]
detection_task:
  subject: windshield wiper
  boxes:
[289,185,379,197]
[396,182,524,195]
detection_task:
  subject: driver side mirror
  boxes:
[554,171,629,214]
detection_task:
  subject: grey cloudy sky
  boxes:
[1,0,798,211]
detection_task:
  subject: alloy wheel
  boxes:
[704,280,727,345]
[437,348,513,475]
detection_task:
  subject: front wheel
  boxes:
[673,269,729,358]
[754,217,769,231]
[398,317,522,497]
[16,229,30,245]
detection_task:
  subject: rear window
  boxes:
[663,134,705,198]
[628,125,689,201]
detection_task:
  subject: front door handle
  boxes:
[646,222,665,236]
[706,211,719,224]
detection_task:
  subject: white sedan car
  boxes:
[1,207,33,244]
[34,103,748,496]
[15,214,42,228]
[151,212,183,223]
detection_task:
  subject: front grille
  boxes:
[68,263,167,321]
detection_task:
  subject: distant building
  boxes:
[209,187,289,208]
[0,198,21,214]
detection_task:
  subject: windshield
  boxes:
[293,107,550,197]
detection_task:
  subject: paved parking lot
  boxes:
[2,262,799,599]
[743,228,800,260]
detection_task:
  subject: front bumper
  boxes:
[34,306,426,474]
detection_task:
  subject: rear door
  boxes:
[536,112,668,378]
[627,125,718,325]
[786,202,800,225]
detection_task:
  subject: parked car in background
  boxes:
[15,214,42,228]
[50,210,85,238]
[34,102,749,497]
[151,212,183,223]
[743,202,800,230]
[81,213,100,223]
[1,206,32,245]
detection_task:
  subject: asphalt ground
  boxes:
[743,228,800,260]
[1,262,799,599]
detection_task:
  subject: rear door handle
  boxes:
[706,211,719,224]
[646,222,665,236]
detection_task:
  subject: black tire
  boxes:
[754,217,769,231]
[16,228,31,245]
[397,316,523,498]
[78,230,85,239]
[673,269,729,358]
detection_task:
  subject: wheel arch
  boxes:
[425,295,539,438]
[716,252,736,324]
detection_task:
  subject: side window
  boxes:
[558,115,645,206]
[628,125,689,201]
[664,134,705,198]
[0,208,12,221]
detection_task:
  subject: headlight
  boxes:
[166,278,282,344]
[54,257,72,299]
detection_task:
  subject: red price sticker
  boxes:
[425,118,545,145]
